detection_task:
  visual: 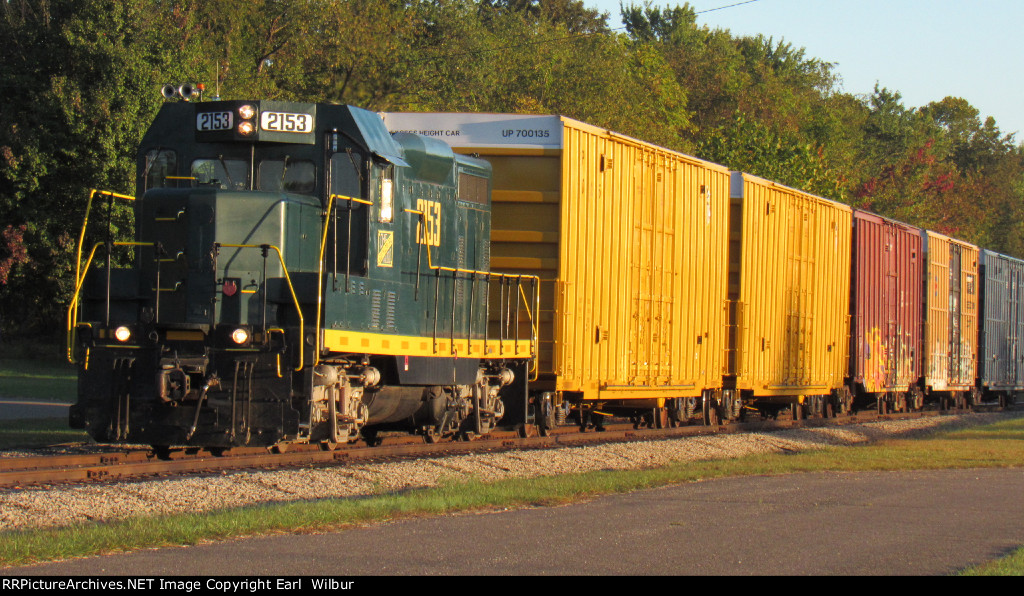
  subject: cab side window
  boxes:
[143,149,177,191]
[329,151,368,279]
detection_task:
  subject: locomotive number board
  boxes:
[196,111,233,131]
[260,111,313,133]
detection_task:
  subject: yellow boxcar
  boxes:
[923,231,979,396]
[727,173,852,403]
[382,113,731,405]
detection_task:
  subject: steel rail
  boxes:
[0,409,970,489]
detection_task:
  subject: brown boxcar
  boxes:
[726,173,852,414]
[849,210,924,411]
[978,249,1024,402]
[922,231,979,405]
[382,113,732,420]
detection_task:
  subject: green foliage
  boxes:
[0,0,180,334]
[1,0,1022,334]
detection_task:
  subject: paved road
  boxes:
[7,467,1024,576]
[0,399,70,420]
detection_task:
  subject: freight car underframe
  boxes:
[537,385,860,434]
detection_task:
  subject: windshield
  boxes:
[191,158,250,190]
[259,159,316,196]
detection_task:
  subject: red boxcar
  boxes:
[849,210,924,412]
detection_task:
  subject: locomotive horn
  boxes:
[178,83,196,101]
[161,84,178,99]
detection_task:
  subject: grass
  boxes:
[0,356,77,402]
[961,546,1024,576]
[0,418,87,450]
[2,416,1024,570]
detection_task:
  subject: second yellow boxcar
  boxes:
[382,113,732,420]
[727,172,853,414]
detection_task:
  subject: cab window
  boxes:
[258,159,316,195]
[330,152,363,200]
[143,149,177,190]
[328,150,368,278]
[191,158,250,190]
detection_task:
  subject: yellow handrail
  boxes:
[70,190,136,352]
[66,240,153,363]
[329,193,373,207]
[311,196,360,366]
[404,208,541,282]
[217,243,304,372]
[405,208,540,371]
[74,189,135,297]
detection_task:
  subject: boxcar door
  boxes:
[949,245,963,385]
[1011,262,1023,386]
[884,222,899,389]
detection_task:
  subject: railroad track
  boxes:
[0,408,977,489]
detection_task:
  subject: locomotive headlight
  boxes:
[230,328,250,345]
[114,326,132,342]
[238,104,256,120]
[238,121,256,136]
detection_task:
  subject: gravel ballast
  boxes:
[0,412,1017,532]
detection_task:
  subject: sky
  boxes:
[584,0,1024,140]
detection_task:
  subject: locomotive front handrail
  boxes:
[69,189,138,360]
[66,240,155,364]
[74,189,135,297]
[216,243,305,372]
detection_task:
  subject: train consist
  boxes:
[66,94,1023,450]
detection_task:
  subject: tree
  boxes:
[0,0,179,334]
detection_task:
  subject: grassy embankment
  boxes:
[0,353,76,403]
[0,353,84,448]
[0,414,1023,573]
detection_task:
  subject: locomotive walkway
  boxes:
[8,466,1024,575]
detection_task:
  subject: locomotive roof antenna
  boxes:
[213,62,221,101]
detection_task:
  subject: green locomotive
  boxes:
[68,96,538,449]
